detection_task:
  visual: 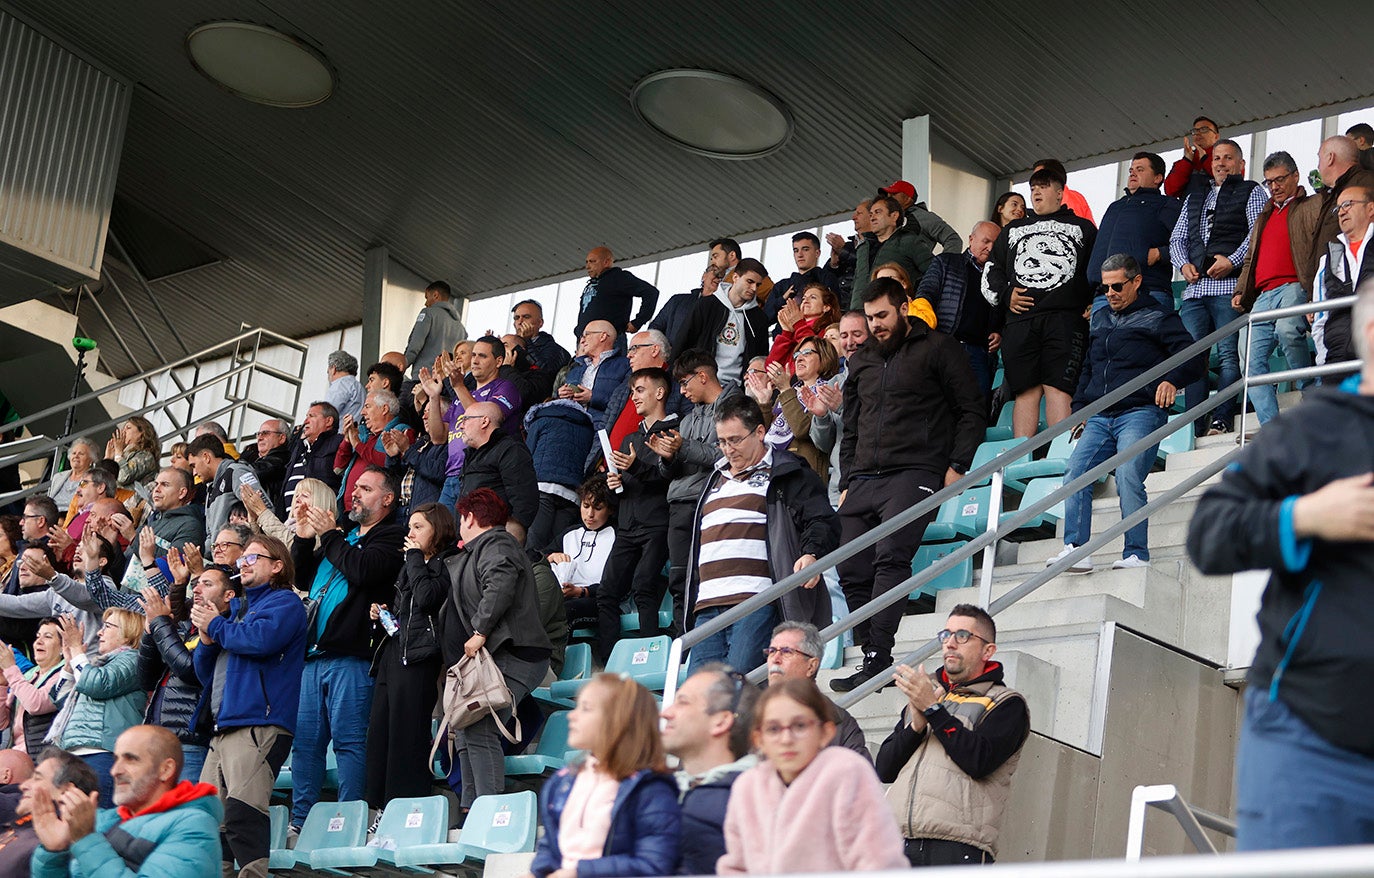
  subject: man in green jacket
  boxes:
[28,727,222,877]
[851,195,936,307]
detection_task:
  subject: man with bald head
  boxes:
[576,246,659,340]
[915,221,1005,402]
[559,319,631,430]
[1306,136,1374,293]
[0,749,33,822]
[459,401,539,544]
[28,728,222,877]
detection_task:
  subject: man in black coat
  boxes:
[576,247,659,340]
[277,401,344,511]
[458,401,539,545]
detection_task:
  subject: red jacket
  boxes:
[1165,148,1213,198]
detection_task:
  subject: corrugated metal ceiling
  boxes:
[7,0,1374,376]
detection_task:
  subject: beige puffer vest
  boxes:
[886,678,1026,857]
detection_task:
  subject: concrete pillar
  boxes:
[361,245,434,369]
[904,114,999,243]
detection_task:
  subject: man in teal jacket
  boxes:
[28,726,222,877]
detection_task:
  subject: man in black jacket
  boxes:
[832,278,985,692]
[239,419,291,509]
[672,258,771,388]
[277,401,344,511]
[512,299,572,375]
[1186,286,1374,851]
[916,221,1003,402]
[576,247,659,340]
[458,401,539,545]
[290,465,405,828]
[1047,254,1203,574]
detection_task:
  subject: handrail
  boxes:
[1126,784,1236,860]
[0,327,308,436]
[661,293,1358,706]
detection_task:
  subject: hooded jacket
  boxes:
[683,449,839,632]
[525,400,596,491]
[674,755,755,876]
[1187,378,1374,756]
[983,205,1097,322]
[1072,295,1205,416]
[31,780,223,878]
[439,527,553,672]
[292,510,406,659]
[839,319,986,490]
[672,291,769,388]
[531,765,681,878]
[659,382,741,504]
[58,647,145,752]
[404,299,467,379]
[141,505,207,560]
[193,581,307,735]
[203,457,260,553]
[138,617,208,748]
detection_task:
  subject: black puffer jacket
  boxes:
[138,617,209,747]
[371,547,452,674]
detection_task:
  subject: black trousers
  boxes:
[1324,309,1355,364]
[364,640,441,808]
[528,492,580,556]
[837,470,940,654]
[664,501,697,637]
[905,837,994,866]
[594,527,669,662]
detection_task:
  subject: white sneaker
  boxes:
[1046,544,1092,574]
[1112,555,1150,569]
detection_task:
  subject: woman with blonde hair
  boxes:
[528,674,681,878]
[719,678,907,874]
[239,477,335,547]
[106,416,160,489]
[53,607,147,807]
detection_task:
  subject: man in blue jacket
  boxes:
[192,533,306,878]
[1086,152,1181,315]
[1047,254,1203,574]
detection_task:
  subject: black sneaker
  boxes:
[829,650,893,692]
[1205,417,1233,436]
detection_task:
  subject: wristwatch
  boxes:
[921,702,944,719]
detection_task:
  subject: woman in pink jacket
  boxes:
[0,618,66,759]
[718,678,907,874]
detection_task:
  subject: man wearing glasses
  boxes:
[1233,151,1318,426]
[1307,137,1374,361]
[1313,185,1374,364]
[555,320,629,431]
[192,534,306,878]
[764,621,869,761]
[875,604,1029,866]
[682,394,839,671]
[1165,116,1221,197]
[240,419,291,508]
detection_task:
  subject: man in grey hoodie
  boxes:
[404,280,467,379]
[671,257,770,388]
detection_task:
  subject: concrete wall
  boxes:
[929,132,996,246]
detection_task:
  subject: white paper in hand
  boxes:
[598,429,623,493]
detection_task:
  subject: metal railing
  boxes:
[0,326,309,507]
[1126,784,1237,860]
[661,294,1359,706]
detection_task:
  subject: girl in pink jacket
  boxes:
[718,679,908,874]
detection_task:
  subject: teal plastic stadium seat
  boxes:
[270,799,368,871]
[275,744,338,793]
[967,439,1032,487]
[392,790,539,870]
[821,630,843,670]
[273,751,292,792]
[999,477,1065,532]
[1157,413,1195,461]
[934,486,994,538]
[560,636,672,698]
[535,642,592,708]
[505,711,571,776]
[268,805,287,854]
[1005,431,1077,485]
[308,796,449,872]
[909,541,973,599]
[620,590,673,634]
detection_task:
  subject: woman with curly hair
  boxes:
[106,416,160,489]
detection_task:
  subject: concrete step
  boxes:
[1163,443,1237,473]
[1015,520,1189,565]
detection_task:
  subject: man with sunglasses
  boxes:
[764,621,869,761]
[1048,253,1202,573]
[876,604,1029,866]
[192,534,306,878]
[1233,151,1318,425]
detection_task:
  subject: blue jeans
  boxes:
[1062,406,1166,560]
[80,752,115,809]
[1236,687,1374,850]
[690,602,779,674]
[1179,295,1240,434]
[438,475,463,511]
[1244,282,1311,424]
[291,655,374,826]
[182,744,207,785]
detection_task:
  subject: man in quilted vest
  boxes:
[874,604,1029,866]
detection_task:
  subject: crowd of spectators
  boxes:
[1,116,1371,875]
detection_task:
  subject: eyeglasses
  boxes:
[255,429,284,437]
[1098,278,1138,294]
[580,330,608,340]
[1262,171,1294,190]
[715,434,754,450]
[627,343,654,353]
[678,372,702,388]
[792,349,818,361]
[1188,126,1216,136]
[20,513,44,521]
[937,628,990,645]
[1335,199,1371,214]
[212,541,244,552]
[236,552,275,567]
[746,367,767,377]
[763,645,815,660]
[760,718,821,739]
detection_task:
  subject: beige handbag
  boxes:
[430,648,522,764]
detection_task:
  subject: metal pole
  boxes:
[978,470,1003,609]
[50,346,88,476]
[1240,312,1253,449]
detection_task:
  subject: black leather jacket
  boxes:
[371,548,451,673]
[138,617,209,747]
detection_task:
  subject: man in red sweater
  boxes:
[1233,150,1316,426]
[1165,116,1221,197]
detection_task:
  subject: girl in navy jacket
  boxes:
[528,674,681,878]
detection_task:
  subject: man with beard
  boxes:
[831,278,984,692]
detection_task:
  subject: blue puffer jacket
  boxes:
[525,400,596,489]
[192,582,307,735]
[31,781,223,878]
[563,354,632,430]
[1071,296,1206,416]
[530,765,681,878]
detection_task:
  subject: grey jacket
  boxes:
[0,574,105,653]
[204,458,260,553]
[659,382,741,504]
[808,367,848,507]
[405,299,467,379]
